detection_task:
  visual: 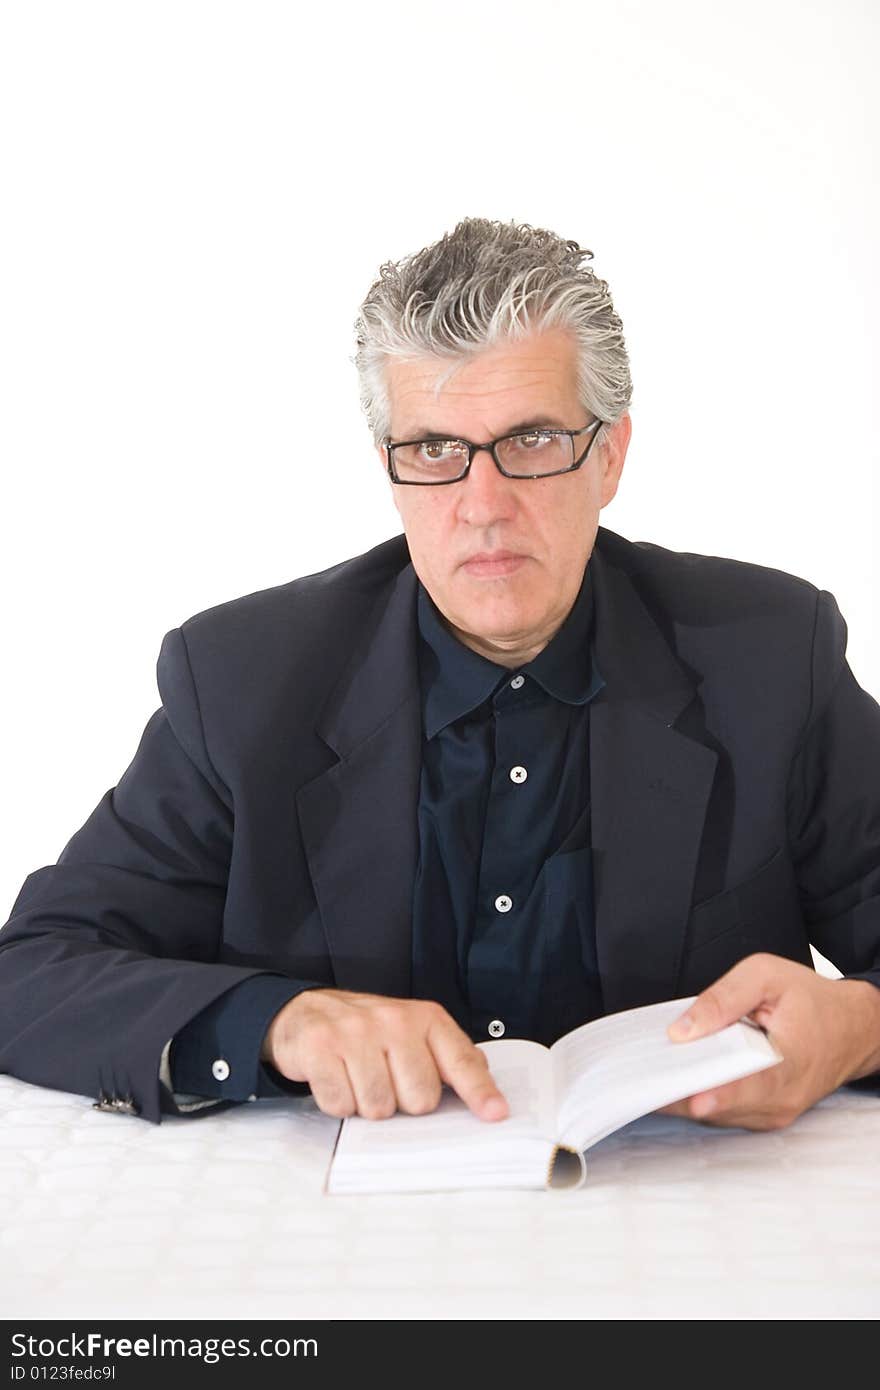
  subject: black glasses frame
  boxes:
[384,419,604,485]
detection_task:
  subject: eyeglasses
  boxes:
[384,419,604,485]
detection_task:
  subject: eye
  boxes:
[418,440,466,461]
[514,431,554,450]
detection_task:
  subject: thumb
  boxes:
[667,954,777,1042]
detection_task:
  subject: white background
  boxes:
[1,0,877,918]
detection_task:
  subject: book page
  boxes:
[334,1039,554,1156]
[327,1039,555,1194]
[475,1037,556,1139]
[551,997,783,1153]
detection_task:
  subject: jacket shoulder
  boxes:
[595,526,821,623]
[172,533,411,659]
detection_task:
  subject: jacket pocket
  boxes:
[684,845,809,965]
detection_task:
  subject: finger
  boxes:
[687,1059,792,1127]
[653,1100,691,1117]
[384,1040,444,1116]
[653,1089,728,1123]
[654,1089,724,1124]
[344,1045,399,1120]
[689,1070,764,1115]
[304,1055,358,1119]
[667,953,783,1042]
[654,1089,742,1124]
[429,1018,509,1121]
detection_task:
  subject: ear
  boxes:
[598,412,631,509]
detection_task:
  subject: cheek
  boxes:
[553,478,597,533]
[524,494,579,549]
[397,497,455,565]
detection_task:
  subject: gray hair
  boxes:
[353,217,632,446]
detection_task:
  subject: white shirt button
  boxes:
[510,675,525,690]
[509,765,528,784]
[494,894,513,913]
[211,1059,230,1082]
[488,1019,505,1038]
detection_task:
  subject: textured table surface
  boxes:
[0,1074,877,1320]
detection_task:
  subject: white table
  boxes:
[0,1074,877,1320]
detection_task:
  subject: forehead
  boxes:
[385,328,581,434]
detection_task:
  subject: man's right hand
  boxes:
[260,988,509,1123]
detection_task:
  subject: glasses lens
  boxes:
[392,439,469,483]
[495,431,574,476]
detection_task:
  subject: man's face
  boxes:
[380,328,630,667]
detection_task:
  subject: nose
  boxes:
[455,446,518,527]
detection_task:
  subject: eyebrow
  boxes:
[403,417,570,440]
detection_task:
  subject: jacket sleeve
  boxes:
[785,589,880,1090]
[0,625,320,1124]
[786,590,880,984]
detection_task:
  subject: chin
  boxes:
[457,599,537,639]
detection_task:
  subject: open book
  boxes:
[325,997,783,1195]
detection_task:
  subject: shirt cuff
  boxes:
[167,974,325,1104]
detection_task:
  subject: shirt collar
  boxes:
[417,560,605,739]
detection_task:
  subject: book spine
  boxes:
[545,1144,560,1189]
[547,1145,587,1190]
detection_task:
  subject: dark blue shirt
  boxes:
[168,560,605,1100]
[412,563,605,1046]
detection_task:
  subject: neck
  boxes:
[443,618,562,669]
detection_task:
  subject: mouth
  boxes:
[460,551,528,579]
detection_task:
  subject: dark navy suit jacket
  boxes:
[2,525,879,1122]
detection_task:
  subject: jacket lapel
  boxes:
[296,559,421,998]
[588,542,718,1011]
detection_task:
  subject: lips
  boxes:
[460,551,527,578]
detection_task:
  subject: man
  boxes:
[1,217,879,1132]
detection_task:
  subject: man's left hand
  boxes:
[657,953,880,1130]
